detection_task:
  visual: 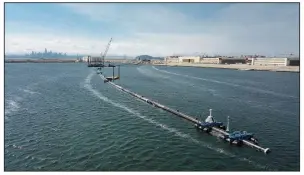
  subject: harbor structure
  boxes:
[251,57,289,66]
[164,55,299,66]
[179,56,201,63]
[200,57,222,64]
[164,56,179,63]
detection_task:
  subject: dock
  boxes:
[99,74,270,154]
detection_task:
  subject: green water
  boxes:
[4,63,300,171]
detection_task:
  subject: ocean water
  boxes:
[4,63,300,171]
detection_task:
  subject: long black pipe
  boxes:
[99,74,270,154]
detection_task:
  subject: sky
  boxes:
[5,2,299,57]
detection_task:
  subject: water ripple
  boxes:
[84,71,273,171]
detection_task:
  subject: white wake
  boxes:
[83,72,272,170]
[152,66,298,99]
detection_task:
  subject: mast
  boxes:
[226,116,230,132]
[118,65,120,78]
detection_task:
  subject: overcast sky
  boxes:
[5,3,299,57]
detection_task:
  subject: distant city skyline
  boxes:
[28,48,67,57]
[5,48,71,58]
[4,48,137,59]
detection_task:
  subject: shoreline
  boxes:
[153,63,299,73]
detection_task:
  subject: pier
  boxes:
[99,74,270,154]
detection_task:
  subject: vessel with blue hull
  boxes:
[195,109,262,150]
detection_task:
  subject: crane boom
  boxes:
[101,38,113,66]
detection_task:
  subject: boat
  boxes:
[195,109,260,147]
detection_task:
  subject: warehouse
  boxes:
[164,56,179,63]
[178,56,201,63]
[200,57,222,64]
[251,58,289,66]
[220,57,247,64]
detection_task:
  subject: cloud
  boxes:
[63,3,196,34]
[5,3,299,56]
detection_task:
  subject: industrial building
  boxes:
[200,57,222,64]
[165,56,221,64]
[178,56,201,63]
[289,58,300,66]
[164,55,299,67]
[164,56,179,63]
[251,58,289,66]
[220,58,247,64]
[166,56,239,64]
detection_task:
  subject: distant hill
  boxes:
[135,55,163,61]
